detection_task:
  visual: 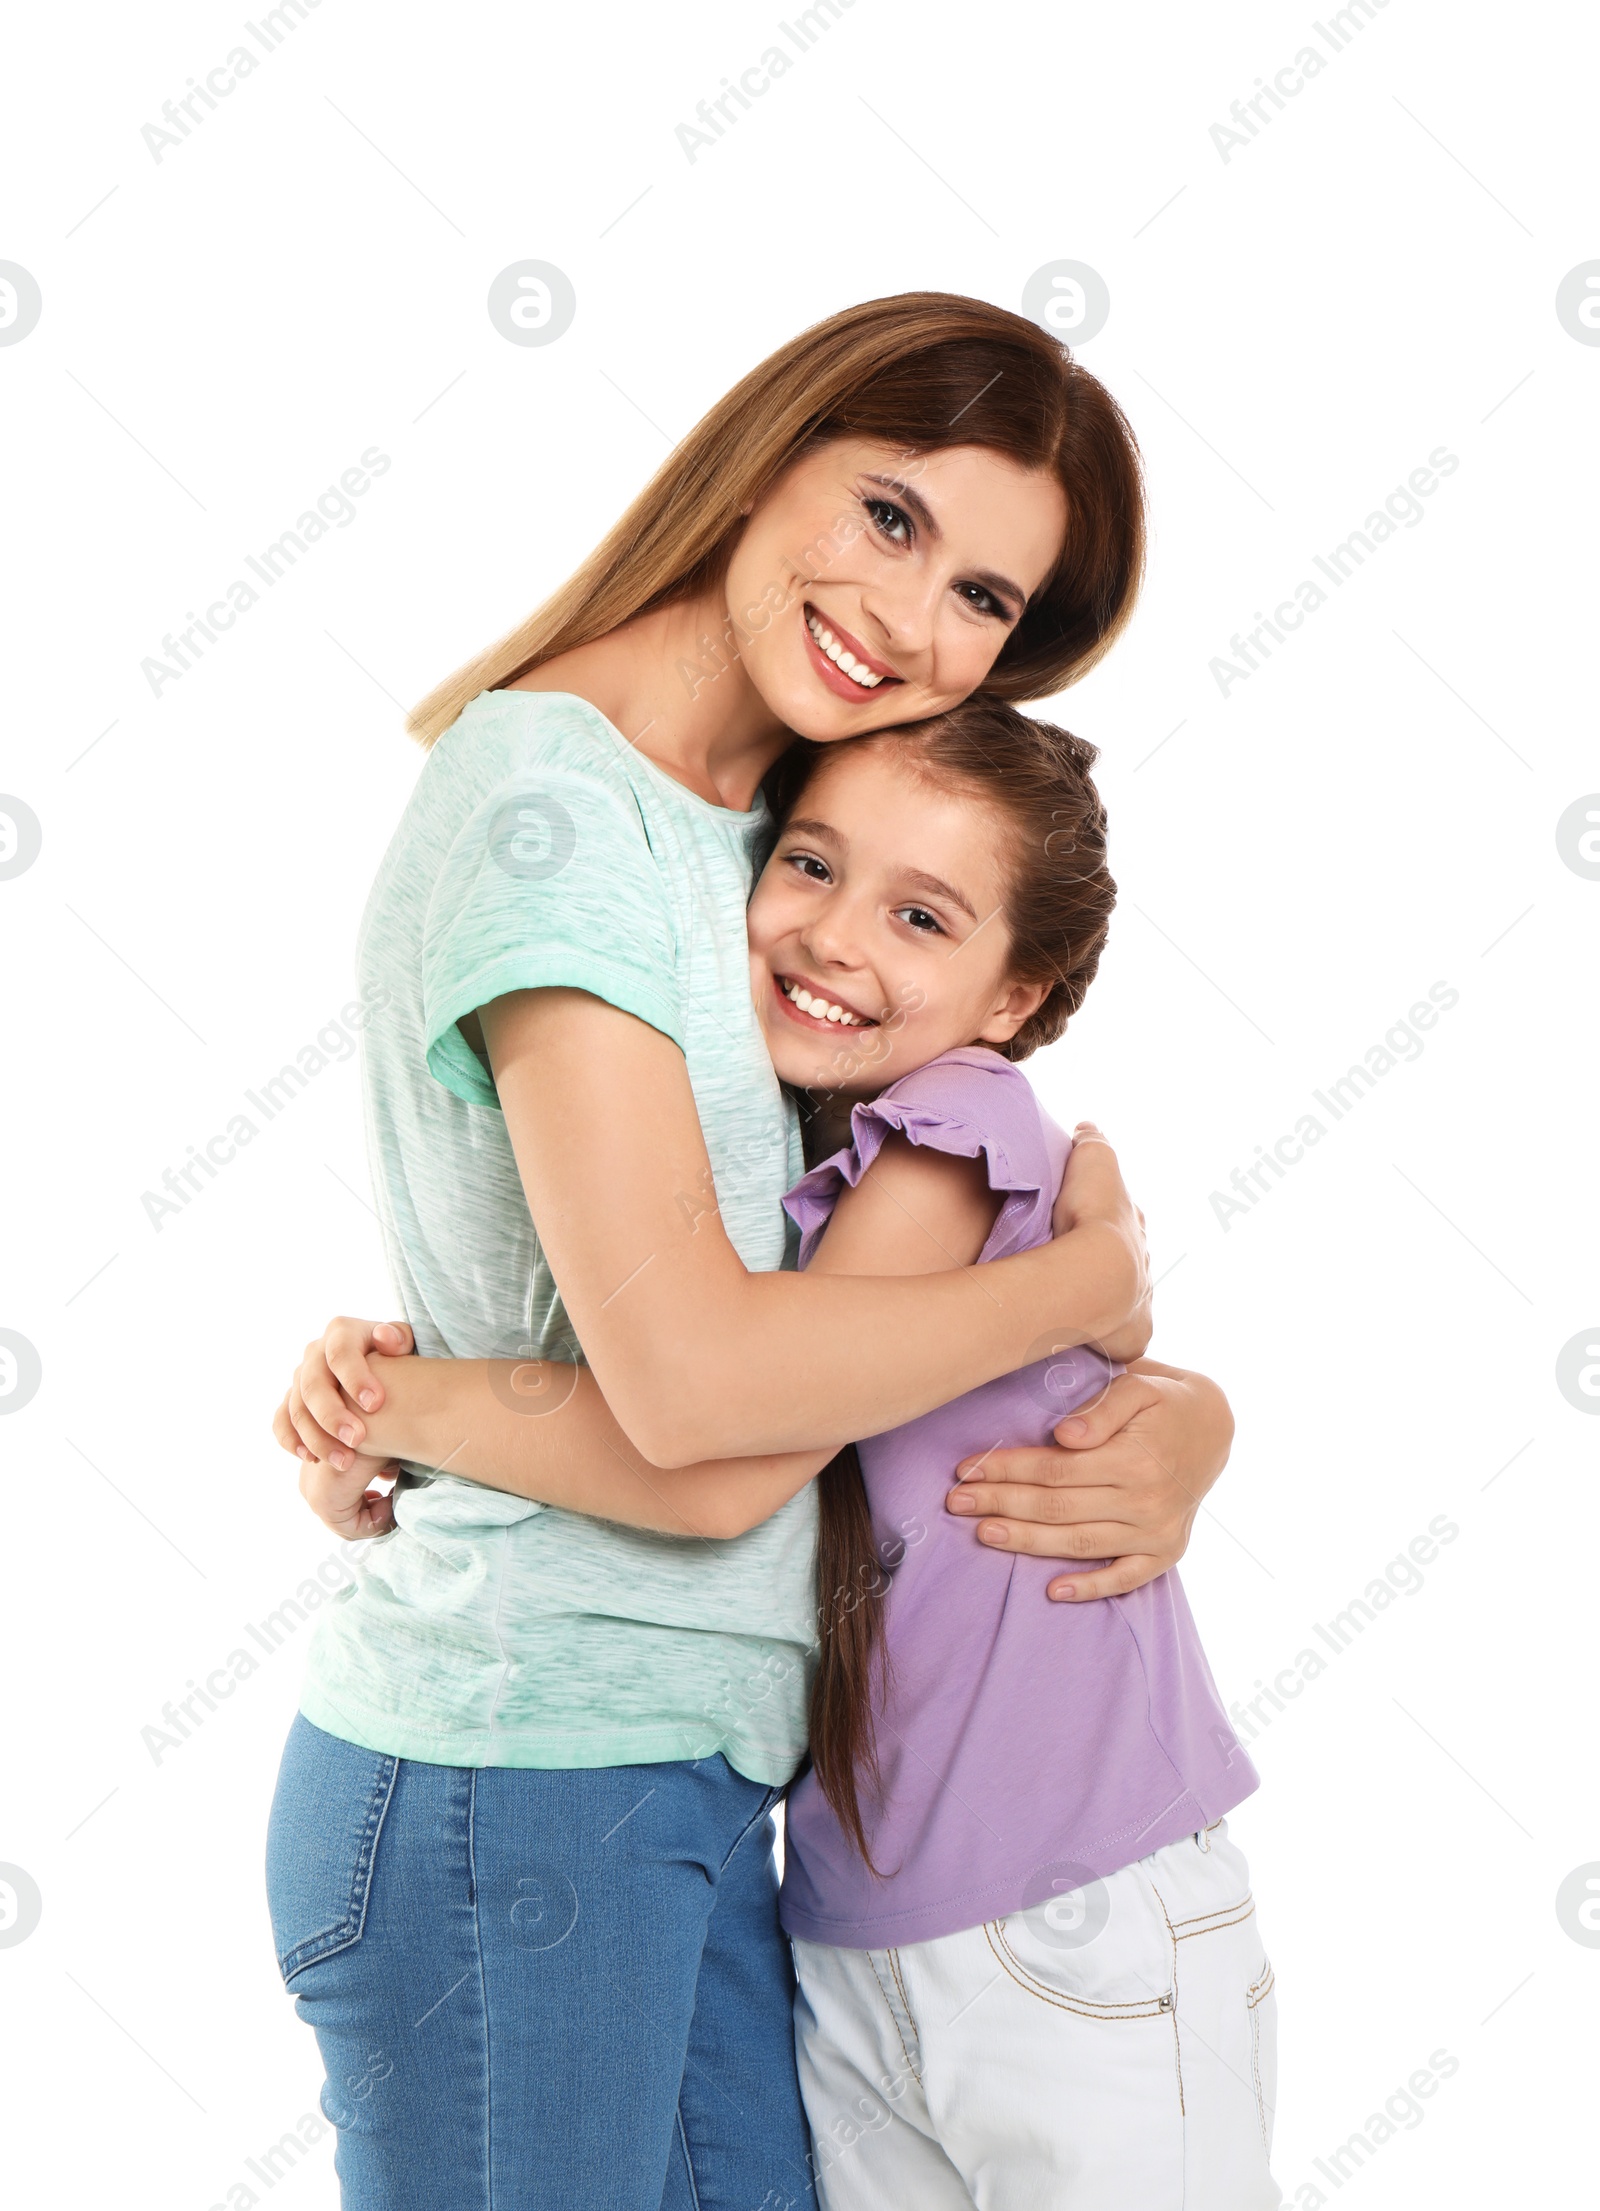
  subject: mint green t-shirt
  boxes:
[297,690,817,1783]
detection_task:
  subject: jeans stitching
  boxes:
[886,1948,925,2082]
[1249,1995,1269,2158]
[1167,1888,1254,1930]
[675,2107,706,2211]
[1148,1885,1186,2120]
[716,1784,782,1875]
[1173,1903,1257,1942]
[469,1768,492,2210]
[1245,1961,1275,2008]
[981,1922,1173,2022]
[279,1749,400,1983]
[867,1950,922,2085]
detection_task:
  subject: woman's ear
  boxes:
[975,978,1051,1045]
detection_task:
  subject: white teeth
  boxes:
[783,978,865,1027]
[805,609,884,688]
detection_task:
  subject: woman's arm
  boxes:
[474,988,1142,1467]
[280,1135,1003,1541]
[943,1359,1236,1601]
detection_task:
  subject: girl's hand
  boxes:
[274,1317,415,1471]
[946,1363,1233,1601]
[297,1447,402,1541]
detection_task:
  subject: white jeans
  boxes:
[792,1821,1280,2211]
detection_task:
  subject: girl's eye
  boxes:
[786,851,831,884]
[863,496,912,548]
[895,905,944,936]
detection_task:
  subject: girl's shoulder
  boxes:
[786,1048,1066,1267]
[856,1045,1058,1189]
[870,1043,1037,1121]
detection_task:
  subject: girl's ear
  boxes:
[975,978,1051,1045]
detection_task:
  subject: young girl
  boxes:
[281,699,1275,2207]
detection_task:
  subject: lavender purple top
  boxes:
[778,1047,1257,1950]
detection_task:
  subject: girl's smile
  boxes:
[747,741,1051,1103]
[772,973,876,1031]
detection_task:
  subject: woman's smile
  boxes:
[801,604,898,695]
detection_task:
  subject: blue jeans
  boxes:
[265,1715,812,2210]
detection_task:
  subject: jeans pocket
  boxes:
[986,1863,1176,2020]
[265,1714,399,1986]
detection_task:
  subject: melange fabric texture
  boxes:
[779,1047,1258,1948]
[298,689,818,1783]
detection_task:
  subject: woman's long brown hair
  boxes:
[407,290,1144,744]
[796,700,1117,1864]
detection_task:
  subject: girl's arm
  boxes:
[465,988,1142,1467]
[280,1134,1003,1541]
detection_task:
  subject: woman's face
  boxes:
[720,439,1068,742]
[746,742,1049,1102]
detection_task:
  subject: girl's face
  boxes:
[721,439,1067,743]
[747,744,1050,1101]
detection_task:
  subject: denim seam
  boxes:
[715,1784,782,1876]
[867,1949,922,2085]
[469,1768,493,2210]
[1248,1968,1273,2157]
[1167,1887,1254,1931]
[1172,1903,1256,1942]
[674,2107,706,2211]
[279,1752,399,1983]
[1149,1885,1186,2119]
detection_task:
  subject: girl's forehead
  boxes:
[784,749,1008,879]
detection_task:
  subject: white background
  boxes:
[2,1,1595,2204]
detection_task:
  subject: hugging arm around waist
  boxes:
[352,1115,1008,1539]
[476,987,1142,1468]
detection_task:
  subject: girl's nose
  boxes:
[799,907,866,973]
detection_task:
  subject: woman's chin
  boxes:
[750,658,909,744]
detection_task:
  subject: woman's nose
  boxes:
[858,565,942,662]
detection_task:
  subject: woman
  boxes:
[265,292,1235,2211]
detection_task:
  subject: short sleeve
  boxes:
[783,1049,1058,1270]
[422,766,682,1108]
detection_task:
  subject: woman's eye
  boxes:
[895,905,943,935]
[955,579,1005,619]
[863,496,912,547]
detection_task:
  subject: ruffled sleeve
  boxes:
[782,1047,1061,1271]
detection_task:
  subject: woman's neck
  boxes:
[505,588,789,812]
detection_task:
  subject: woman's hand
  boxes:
[1050,1123,1151,1351]
[945,1361,1234,1601]
[274,1317,415,1472]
